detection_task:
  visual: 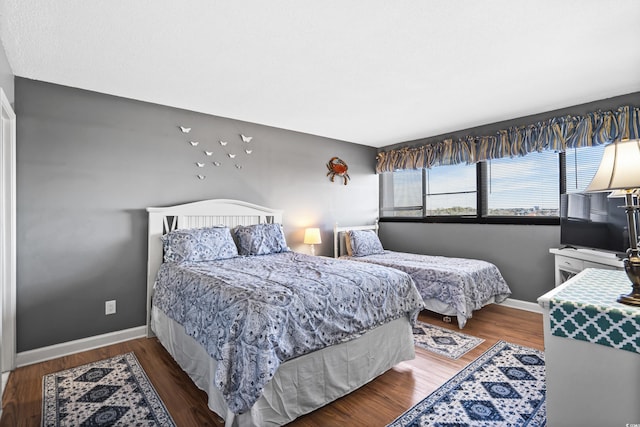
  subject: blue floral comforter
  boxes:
[152,252,424,414]
[343,251,511,328]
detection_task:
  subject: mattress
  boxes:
[342,250,511,328]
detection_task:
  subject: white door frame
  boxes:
[0,87,16,399]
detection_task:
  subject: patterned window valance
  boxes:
[376,105,640,173]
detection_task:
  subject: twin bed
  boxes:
[333,223,512,329]
[146,199,511,426]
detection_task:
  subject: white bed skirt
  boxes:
[152,306,415,427]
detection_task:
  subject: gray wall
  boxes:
[379,223,559,302]
[382,92,640,152]
[378,91,640,304]
[15,78,378,352]
[15,76,640,352]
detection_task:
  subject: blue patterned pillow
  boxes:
[234,223,290,256]
[162,226,238,263]
[348,230,385,257]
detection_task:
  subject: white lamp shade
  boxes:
[585,139,640,192]
[303,227,322,245]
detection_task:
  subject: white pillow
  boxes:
[347,230,384,257]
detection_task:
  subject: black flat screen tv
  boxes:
[560,192,634,255]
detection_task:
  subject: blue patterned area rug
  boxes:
[413,320,484,359]
[388,341,546,427]
[42,352,176,427]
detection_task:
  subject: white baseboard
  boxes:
[16,326,147,368]
[1,371,9,408]
[13,301,540,368]
[499,298,543,314]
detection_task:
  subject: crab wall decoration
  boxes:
[326,157,350,185]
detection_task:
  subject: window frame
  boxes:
[379,153,567,226]
[423,163,478,217]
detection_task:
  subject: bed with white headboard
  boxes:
[146,199,423,426]
[146,198,283,337]
[334,223,512,328]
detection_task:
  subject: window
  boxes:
[425,163,476,216]
[379,145,606,224]
[380,169,423,217]
[379,164,477,217]
[486,151,559,217]
[564,145,605,194]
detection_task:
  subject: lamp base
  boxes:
[617,293,640,306]
[621,255,640,306]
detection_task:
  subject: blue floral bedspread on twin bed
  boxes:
[152,251,425,415]
[343,251,511,328]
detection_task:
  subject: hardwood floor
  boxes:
[0,304,543,427]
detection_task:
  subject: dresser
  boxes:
[538,268,640,427]
[549,247,624,286]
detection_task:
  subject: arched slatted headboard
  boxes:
[333,222,379,258]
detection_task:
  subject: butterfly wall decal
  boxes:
[228,153,236,158]
[189,141,199,147]
[204,151,213,156]
[235,164,243,169]
[196,162,205,167]
[197,174,206,180]
[241,134,253,143]
[245,149,253,154]
[180,126,191,133]
[219,141,228,146]
[213,161,221,166]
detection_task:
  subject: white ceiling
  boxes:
[1,1,639,148]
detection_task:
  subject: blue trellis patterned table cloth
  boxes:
[548,268,640,354]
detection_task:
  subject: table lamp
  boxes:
[304,227,322,256]
[585,139,640,306]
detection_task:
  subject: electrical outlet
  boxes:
[105,300,116,315]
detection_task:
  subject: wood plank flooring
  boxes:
[0,304,543,427]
